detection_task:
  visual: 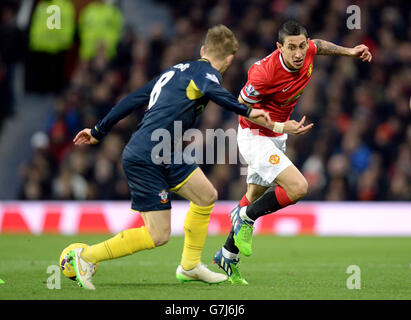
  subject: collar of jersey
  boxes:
[279,53,298,73]
[198,58,222,77]
[198,58,211,64]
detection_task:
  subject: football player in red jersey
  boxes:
[213,20,372,284]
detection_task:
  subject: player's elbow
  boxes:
[238,95,253,108]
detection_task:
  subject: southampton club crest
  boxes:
[158,189,169,204]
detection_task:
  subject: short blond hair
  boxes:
[203,24,239,60]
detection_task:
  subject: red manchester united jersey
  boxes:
[239,39,317,137]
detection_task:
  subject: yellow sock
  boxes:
[81,226,155,264]
[180,202,214,270]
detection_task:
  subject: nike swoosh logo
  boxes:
[79,266,87,276]
[282,85,292,92]
[182,270,199,279]
[77,259,87,276]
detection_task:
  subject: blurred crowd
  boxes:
[1,0,410,201]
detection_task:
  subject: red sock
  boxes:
[239,194,251,207]
[274,185,294,208]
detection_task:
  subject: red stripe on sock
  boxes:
[275,186,294,208]
[239,194,251,207]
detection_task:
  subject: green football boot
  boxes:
[231,206,254,256]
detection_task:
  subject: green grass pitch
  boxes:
[0,234,410,300]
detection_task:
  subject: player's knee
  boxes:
[285,178,308,202]
[210,188,218,204]
[150,228,170,247]
[206,188,218,206]
[153,234,170,247]
[196,187,218,207]
[288,178,308,202]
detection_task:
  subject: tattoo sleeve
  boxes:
[312,39,352,56]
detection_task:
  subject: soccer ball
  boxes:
[59,243,98,280]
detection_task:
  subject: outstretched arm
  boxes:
[238,96,314,135]
[74,77,158,145]
[312,39,372,62]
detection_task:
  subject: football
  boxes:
[59,243,98,280]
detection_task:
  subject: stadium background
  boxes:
[0,0,410,235]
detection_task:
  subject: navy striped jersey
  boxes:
[91,58,252,155]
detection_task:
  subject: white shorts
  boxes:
[237,125,293,187]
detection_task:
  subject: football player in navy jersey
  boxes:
[67,25,271,290]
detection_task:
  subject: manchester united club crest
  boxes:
[307,63,313,77]
[269,154,280,165]
[158,190,169,204]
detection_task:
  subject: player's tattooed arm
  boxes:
[312,39,352,56]
[312,39,372,62]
